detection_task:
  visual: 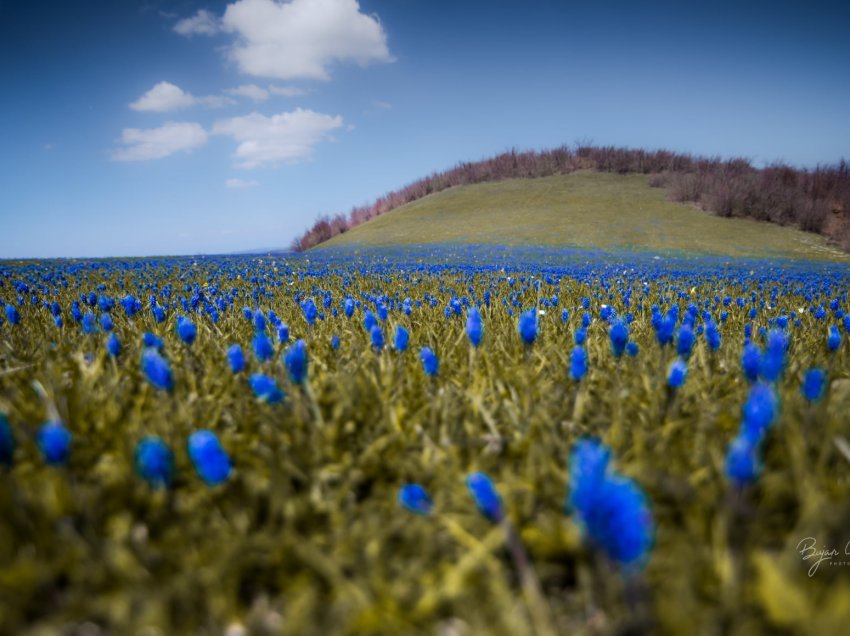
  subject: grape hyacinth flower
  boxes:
[741,343,761,383]
[284,339,308,385]
[518,309,538,345]
[227,344,245,373]
[676,324,695,359]
[761,329,787,383]
[142,332,164,351]
[187,430,231,486]
[741,383,779,444]
[100,313,114,332]
[141,349,173,391]
[569,345,588,381]
[801,368,826,403]
[249,373,284,404]
[667,358,688,389]
[466,472,504,523]
[705,320,721,352]
[370,325,384,351]
[252,332,274,362]
[827,325,842,352]
[330,335,340,350]
[466,307,484,347]
[724,435,761,487]
[626,342,639,357]
[176,317,197,345]
[609,320,628,358]
[134,436,174,489]
[420,347,439,376]
[398,484,434,516]
[393,325,409,353]
[5,304,20,326]
[277,324,290,343]
[37,421,72,466]
[106,333,121,358]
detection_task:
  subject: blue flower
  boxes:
[676,324,695,359]
[466,307,484,347]
[827,325,842,352]
[654,315,675,347]
[0,413,15,466]
[176,317,197,345]
[100,314,114,332]
[420,347,439,376]
[363,310,377,332]
[302,299,318,326]
[106,333,121,358]
[134,436,173,488]
[705,320,721,351]
[466,472,503,522]
[81,312,97,334]
[249,373,284,404]
[37,421,72,466]
[152,305,166,324]
[583,475,654,566]
[761,329,787,383]
[801,368,826,403]
[277,324,290,343]
[574,327,587,345]
[569,345,588,381]
[284,339,308,384]
[518,309,538,345]
[253,310,267,333]
[393,325,409,352]
[725,435,761,487]
[142,332,164,351]
[370,325,384,350]
[187,430,231,486]
[741,383,779,443]
[566,438,611,517]
[5,304,20,325]
[741,343,761,383]
[330,335,340,350]
[344,298,355,318]
[141,349,173,391]
[227,344,245,373]
[252,332,274,362]
[625,342,639,357]
[667,358,688,389]
[609,320,629,358]
[398,483,434,516]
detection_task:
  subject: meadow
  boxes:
[1,246,849,635]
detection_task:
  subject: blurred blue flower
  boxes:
[37,421,71,466]
[302,299,318,326]
[344,298,355,318]
[676,324,695,359]
[705,320,721,351]
[284,339,308,384]
[393,325,409,352]
[100,314,114,332]
[801,368,826,403]
[81,312,97,334]
[249,373,284,404]
[570,345,588,381]
[277,324,290,343]
[152,306,166,324]
[566,438,611,516]
[420,347,439,376]
[725,435,761,487]
[134,436,173,488]
[761,329,788,382]
[252,332,274,362]
[5,304,20,325]
[827,325,842,352]
[364,310,377,332]
[176,317,197,345]
[187,430,231,486]
[574,327,587,345]
[625,341,639,357]
[741,343,761,383]
[518,309,538,345]
[398,483,434,516]
[142,332,164,351]
[141,349,173,391]
[741,383,779,443]
[106,333,121,358]
[466,471,503,523]
[609,320,628,358]
[370,325,384,350]
[253,309,267,333]
[330,335,340,350]
[667,358,688,389]
[227,344,245,373]
[466,307,484,347]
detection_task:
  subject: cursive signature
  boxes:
[796,537,850,577]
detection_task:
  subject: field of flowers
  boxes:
[1,245,849,635]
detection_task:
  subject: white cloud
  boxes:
[130,81,232,112]
[373,100,392,110]
[226,84,269,101]
[225,178,259,188]
[212,108,342,168]
[174,9,221,36]
[268,84,306,97]
[221,0,393,80]
[112,122,208,161]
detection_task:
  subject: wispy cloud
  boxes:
[212,108,343,169]
[225,178,259,188]
[219,0,394,80]
[225,84,269,102]
[130,81,232,112]
[268,84,307,97]
[112,122,208,161]
[174,9,221,36]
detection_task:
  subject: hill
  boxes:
[314,171,849,261]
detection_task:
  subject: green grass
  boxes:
[318,171,849,261]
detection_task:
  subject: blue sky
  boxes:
[1,0,849,258]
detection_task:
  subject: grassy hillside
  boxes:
[316,171,848,261]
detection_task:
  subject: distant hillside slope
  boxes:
[315,171,849,262]
[293,146,850,252]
